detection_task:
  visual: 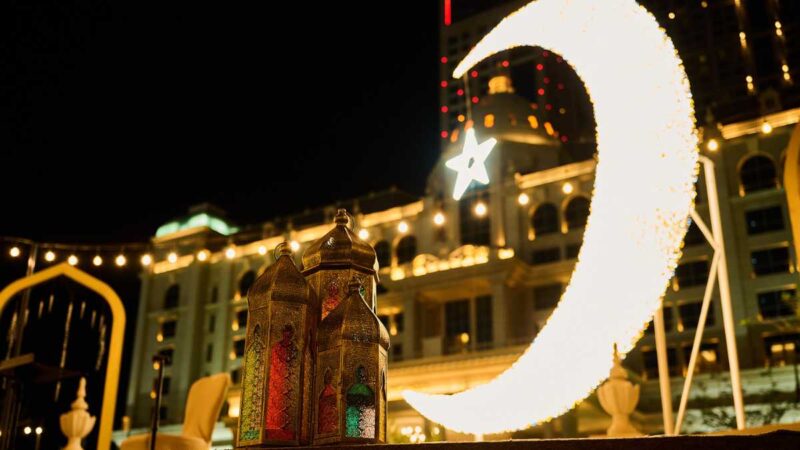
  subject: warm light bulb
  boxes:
[258,245,267,256]
[225,247,236,260]
[473,201,487,217]
[398,221,409,233]
[92,255,103,266]
[9,246,20,258]
[34,427,42,435]
[562,182,574,194]
[167,252,178,264]
[23,427,31,435]
[433,212,446,226]
[706,139,719,152]
[668,12,675,20]
[115,254,127,267]
[518,192,530,205]
[156,332,163,342]
[153,361,160,371]
[141,254,153,266]
[44,251,56,262]
[290,241,300,252]
[358,229,370,240]
[67,255,78,266]
[761,121,773,134]
[150,390,157,400]
[197,250,209,262]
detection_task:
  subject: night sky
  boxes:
[1,1,441,243]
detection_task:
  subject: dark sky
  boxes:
[1,1,441,243]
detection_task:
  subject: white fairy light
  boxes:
[358,229,370,240]
[141,254,153,266]
[290,240,300,252]
[67,255,79,266]
[517,193,530,205]
[197,250,209,262]
[404,0,697,434]
[92,255,103,267]
[225,246,236,260]
[433,212,446,226]
[397,221,409,234]
[115,254,127,267]
[258,245,268,256]
[44,251,56,262]
[167,252,178,264]
[9,246,21,258]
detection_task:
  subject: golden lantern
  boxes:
[313,277,389,445]
[302,209,379,320]
[237,243,319,447]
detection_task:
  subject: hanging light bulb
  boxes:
[761,121,773,134]
[35,427,42,435]
[398,221,410,233]
[358,228,370,240]
[44,251,56,262]
[67,255,79,266]
[141,254,153,266]
[433,212,446,226]
[92,255,103,267]
[9,246,21,258]
[290,240,301,252]
[257,245,267,256]
[518,193,530,205]
[225,246,236,260]
[473,201,487,217]
[115,254,127,267]
[706,139,720,152]
[562,182,574,194]
[167,252,178,264]
[197,250,209,262]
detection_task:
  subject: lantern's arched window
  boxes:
[740,155,778,194]
[532,203,559,236]
[395,236,417,265]
[375,240,391,269]
[565,197,590,230]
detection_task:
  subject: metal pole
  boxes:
[700,155,746,430]
[653,306,674,435]
[674,251,720,434]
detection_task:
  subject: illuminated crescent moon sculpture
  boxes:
[403,0,698,434]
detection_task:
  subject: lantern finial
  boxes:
[335,209,350,226]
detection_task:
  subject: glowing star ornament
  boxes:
[404,0,698,435]
[445,128,497,200]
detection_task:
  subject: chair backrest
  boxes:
[181,373,231,442]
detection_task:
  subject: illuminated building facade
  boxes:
[121,75,800,442]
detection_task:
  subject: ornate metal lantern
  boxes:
[313,277,389,445]
[237,243,319,447]
[302,209,379,319]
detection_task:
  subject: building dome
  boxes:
[302,209,379,276]
[464,75,558,146]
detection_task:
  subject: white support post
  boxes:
[700,156,746,430]
[653,307,674,435]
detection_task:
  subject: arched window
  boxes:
[164,284,180,309]
[740,155,777,194]
[459,197,491,246]
[374,241,391,269]
[239,270,256,297]
[565,197,590,230]
[395,236,417,265]
[532,203,559,236]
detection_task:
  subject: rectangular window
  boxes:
[764,333,799,367]
[157,347,174,366]
[531,247,561,265]
[159,406,168,421]
[236,309,248,329]
[745,206,784,235]
[234,338,246,358]
[395,312,405,333]
[231,368,242,385]
[684,219,705,246]
[162,376,171,396]
[675,260,709,289]
[378,315,390,330]
[681,342,720,374]
[208,315,216,333]
[445,300,470,354]
[392,344,403,360]
[679,302,715,330]
[751,246,790,276]
[206,344,214,363]
[534,284,562,309]
[458,194,491,246]
[642,346,680,379]
[161,320,177,339]
[566,243,582,259]
[475,295,493,346]
[210,286,218,304]
[757,288,797,319]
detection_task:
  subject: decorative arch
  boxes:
[563,196,590,231]
[374,240,391,270]
[0,263,125,450]
[785,122,800,263]
[530,202,560,238]
[395,235,418,265]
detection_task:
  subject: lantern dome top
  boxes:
[318,277,389,351]
[249,243,315,308]
[302,209,379,277]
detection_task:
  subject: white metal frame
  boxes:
[653,155,746,435]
